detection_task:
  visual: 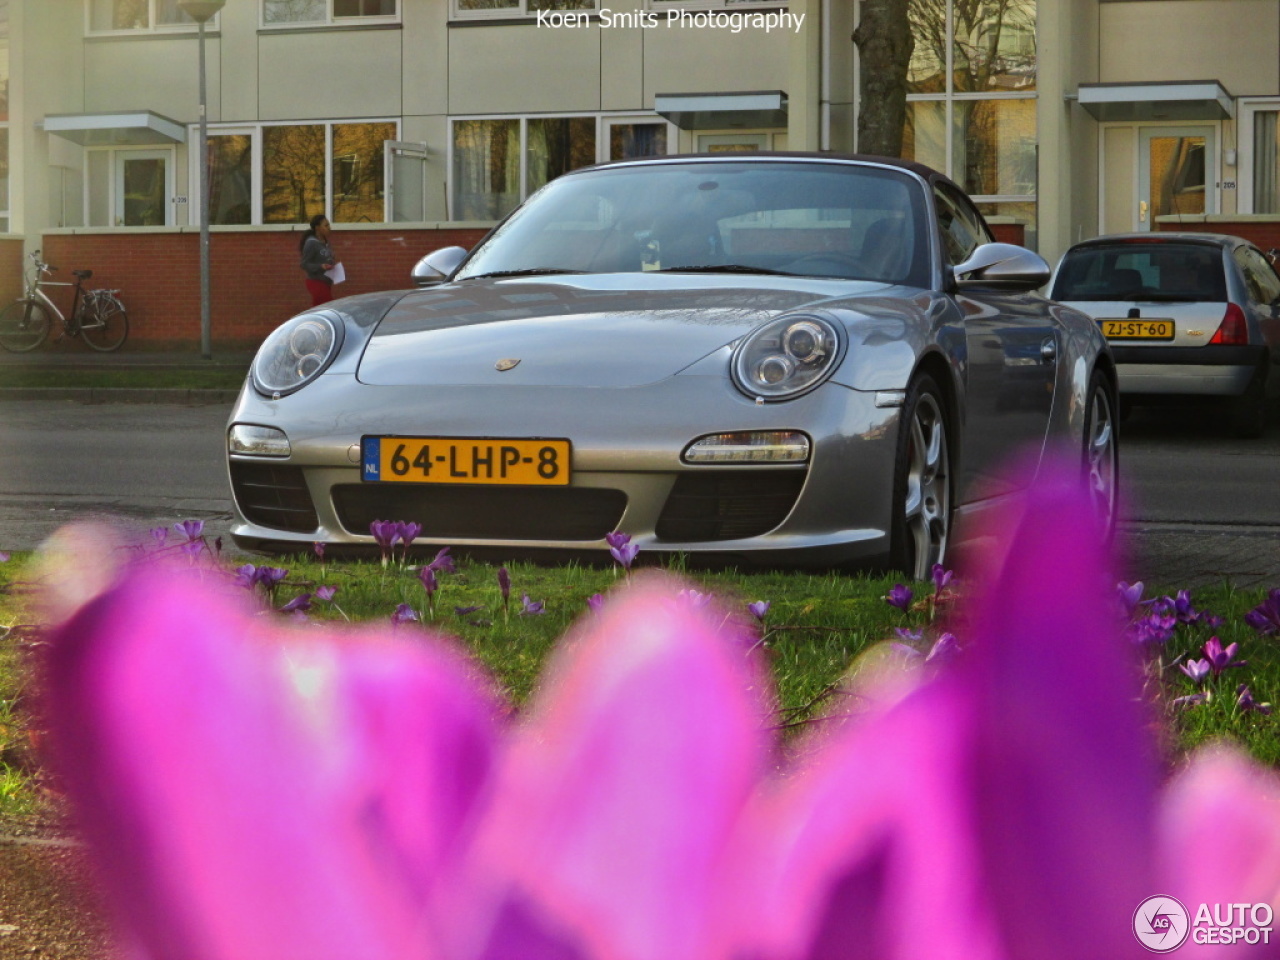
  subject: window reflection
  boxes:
[453,119,521,221]
[953,0,1036,92]
[262,125,326,223]
[207,135,252,226]
[610,123,667,161]
[526,118,596,194]
[333,122,396,223]
[953,99,1036,197]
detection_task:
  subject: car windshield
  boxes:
[455,161,930,286]
[1053,242,1227,302]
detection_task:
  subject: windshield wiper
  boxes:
[459,268,588,281]
[654,264,795,276]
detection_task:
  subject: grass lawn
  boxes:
[0,366,248,391]
[1,544,1277,818]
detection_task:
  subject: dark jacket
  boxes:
[300,236,334,283]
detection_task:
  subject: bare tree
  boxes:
[852,0,914,157]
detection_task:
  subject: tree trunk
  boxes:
[852,0,915,158]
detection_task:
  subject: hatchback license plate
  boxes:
[1100,319,1174,340]
[362,437,571,485]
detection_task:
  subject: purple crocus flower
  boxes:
[931,563,953,595]
[0,551,10,563]
[497,566,511,606]
[312,542,325,561]
[174,520,204,542]
[397,522,422,554]
[1115,580,1144,617]
[39,462,1280,960]
[315,586,337,603]
[1236,684,1273,715]
[419,565,438,596]
[610,541,640,571]
[233,563,258,589]
[428,547,456,575]
[279,594,312,614]
[746,600,770,622]
[1244,588,1280,634]
[676,589,713,609]
[180,540,204,560]
[893,626,924,644]
[390,602,418,624]
[885,583,913,610]
[369,520,398,564]
[149,527,168,546]
[1180,658,1212,685]
[924,631,960,664]
[1203,636,1247,675]
[256,568,288,591]
[604,531,631,550]
[586,593,605,613]
[519,594,545,616]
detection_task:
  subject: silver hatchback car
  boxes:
[1050,233,1280,436]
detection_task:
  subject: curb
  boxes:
[0,388,240,404]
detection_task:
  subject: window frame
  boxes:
[188,118,400,225]
[85,0,221,36]
[448,112,676,219]
[259,0,400,30]
[1237,97,1280,215]
[642,0,786,11]
[83,145,177,227]
[450,0,596,21]
[901,0,1038,244]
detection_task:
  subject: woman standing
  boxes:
[299,214,339,306]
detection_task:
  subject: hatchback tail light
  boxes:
[1209,303,1248,345]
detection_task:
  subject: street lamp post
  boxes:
[178,0,225,360]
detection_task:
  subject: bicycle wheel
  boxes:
[79,294,129,352]
[0,299,51,352]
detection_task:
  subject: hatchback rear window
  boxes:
[1053,242,1227,301]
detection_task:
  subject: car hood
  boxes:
[357,274,890,387]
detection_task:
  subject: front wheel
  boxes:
[890,374,952,580]
[79,295,129,352]
[0,300,51,352]
[1083,370,1120,542]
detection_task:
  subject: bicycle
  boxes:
[0,250,129,352]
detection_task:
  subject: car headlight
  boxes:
[731,314,844,401]
[251,312,345,398]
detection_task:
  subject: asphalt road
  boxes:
[0,399,1277,587]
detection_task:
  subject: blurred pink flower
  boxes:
[43,459,1280,960]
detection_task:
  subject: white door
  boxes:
[115,149,172,226]
[1137,126,1216,231]
[384,141,429,222]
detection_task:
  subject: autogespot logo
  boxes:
[1134,896,1191,953]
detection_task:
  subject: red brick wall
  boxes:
[1156,219,1280,250]
[0,239,24,309]
[40,227,490,351]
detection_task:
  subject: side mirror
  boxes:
[953,242,1050,292]
[411,246,468,286]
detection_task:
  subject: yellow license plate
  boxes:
[362,437,571,485]
[1100,319,1174,340]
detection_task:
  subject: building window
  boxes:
[262,0,398,25]
[87,0,217,33]
[194,120,399,224]
[452,0,593,20]
[645,0,785,10]
[451,114,674,220]
[1252,109,1279,214]
[902,0,1037,246]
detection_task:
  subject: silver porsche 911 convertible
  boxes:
[227,154,1117,578]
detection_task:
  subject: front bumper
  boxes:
[226,372,902,567]
[1109,344,1266,396]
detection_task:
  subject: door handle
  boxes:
[1040,338,1057,363]
[1139,200,1148,223]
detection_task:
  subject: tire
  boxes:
[0,300,51,353]
[890,373,952,580]
[79,295,129,352]
[1230,373,1267,439]
[1082,370,1120,542]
